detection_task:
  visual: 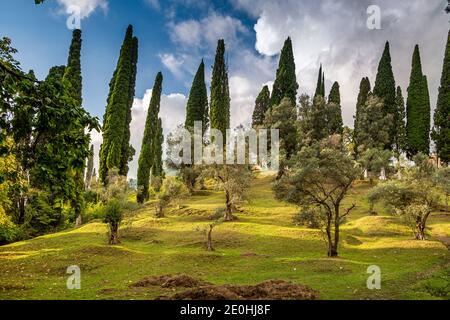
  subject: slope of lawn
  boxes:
[0,173,448,300]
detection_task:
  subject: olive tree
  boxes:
[154,177,189,218]
[274,139,362,257]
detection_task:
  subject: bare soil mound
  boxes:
[131,274,212,288]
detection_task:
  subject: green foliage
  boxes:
[100,25,138,184]
[432,31,450,164]
[210,40,230,138]
[406,45,431,158]
[353,95,393,155]
[374,42,397,149]
[137,72,163,203]
[154,177,189,218]
[270,37,298,107]
[252,85,270,127]
[85,145,94,189]
[393,86,407,157]
[353,77,371,158]
[293,207,325,229]
[314,64,324,99]
[327,82,343,135]
[358,148,393,183]
[185,60,209,132]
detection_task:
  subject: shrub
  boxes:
[103,199,123,245]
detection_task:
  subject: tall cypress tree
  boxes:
[99,25,138,185]
[373,41,397,149]
[393,86,407,158]
[137,72,163,203]
[354,77,372,158]
[63,29,85,222]
[252,85,270,127]
[432,30,450,164]
[152,118,164,179]
[321,72,325,98]
[270,37,298,107]
[119,36,138,177]
[406,45,431,158]
[328,81,343,134]
[314,64,323,99]
[210,39,230,138]
[185,59,209,132]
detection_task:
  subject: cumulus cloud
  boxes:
[159,53,185,78]
[56,0,108,19]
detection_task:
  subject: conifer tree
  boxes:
[152,118,164,179]
[432,30,450,164]
[406,45,431,158]
[373,42,396,149]
[137,72,163,203]
[185,59,209,132]
[210,40,230,138]
[314,64,323,99]
[252,85,270,127]
[393,86,407,158]
[328,81,343,134]
[353,77,372,158]
[99,25,138,185]
[270,37,298,107]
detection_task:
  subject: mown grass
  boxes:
[0,173,448,300]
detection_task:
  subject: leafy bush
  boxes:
[25,191,63,235]
[103,199,123,245]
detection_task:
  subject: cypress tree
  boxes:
[328,81,343,134]
[252,85,270,127]
[119,36,138,176]
[373,41,397,149]
[406,45,431,157]
[152,118,164,178]
[314,64,323,99]
[137,72,163,203]
[210,39,230,138]
[321,72,325,98]
[85,145,94,189]
[270,37,298,107]
[99,25,138,184]
[185,59,209,132]
[393,86,407,158]
[63,29,85,222]
[46,66,66,82]
[354,77,372,158]
[432,30,450,164]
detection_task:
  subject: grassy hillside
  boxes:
[0,174,448,300]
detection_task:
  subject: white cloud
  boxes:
[56,0,108,19]
[144,0,160,11]
[168,11,248,49]
[159,53,185,78]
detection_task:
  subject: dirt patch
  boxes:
[157,279,318,300]
[345,235,363,246]
[131,274,212,288]
[435,235,450,250]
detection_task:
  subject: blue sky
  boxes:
[1,0,448,178]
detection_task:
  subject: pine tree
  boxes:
[353,77,372,158]
[393,86,407,158]
[373,42,397,149]
[252,85,270,127]
[85,145,94,189]
[185,59,209,132]
[406,45,431,158]
[99,25,138,185]
[328,81,343,134]
[137,72,163,203]
[432,30,450,164]
[210,39,230,138]
[270,37,298,107]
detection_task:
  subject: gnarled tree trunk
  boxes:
[108,223,120,245]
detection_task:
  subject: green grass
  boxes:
[0,174,448,300]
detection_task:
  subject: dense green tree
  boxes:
[99,25,138,184]
[432,31,450,164]
[373,42,397,150]
[152,118,164,179]
[406,45,431,158]
[327,81,343,134]
[270,37,298,107]
[210,40,230,139]
[353,77,372,158]
[252,85,270,127]
[393,86,407,158]
[137,72,163,204]
[185,59,209,133]
[314,64,325,99]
